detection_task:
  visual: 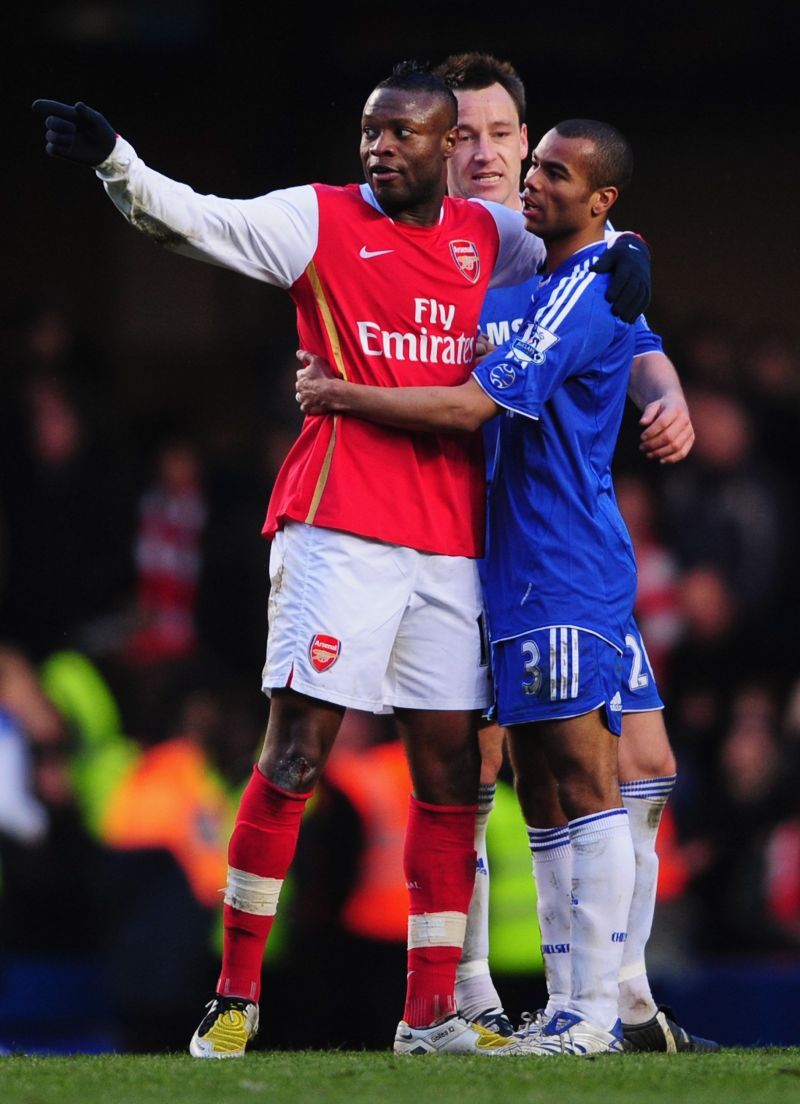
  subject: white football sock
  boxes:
[528,824,572,1017]
[618,774,676,1024]
[568,808,635,1030]
[456,783,503,1019]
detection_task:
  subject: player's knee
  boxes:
[619,712,677,781]
[619,740,677,781]
[555,772,618,821]
[258,739,327,791]
[261,750,321,791]
[479,749,503,785]
[412,752,481,806]
[478,722,506,784]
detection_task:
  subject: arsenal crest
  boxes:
[449,240,480,284]
[309,633,341,673]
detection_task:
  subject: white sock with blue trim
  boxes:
[456,783,503,1020]
[567,808,635,1030]
[618,774,677,1023]
[528,824,572,1017]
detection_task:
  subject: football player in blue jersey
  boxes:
[295,117,715,1056]
[434,53,716,1054]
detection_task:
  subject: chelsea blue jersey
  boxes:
[473,241,647,652]
[478,243,662,484]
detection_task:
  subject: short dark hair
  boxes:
[375,61,458,128]
[554,119,633,192]
[434,52,526,126]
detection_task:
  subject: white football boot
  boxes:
[189,996,259,1058]
[507,1010,624,1056]
[393,1014,515,1055]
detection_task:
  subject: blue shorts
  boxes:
[492,627,625,735]
[621,618,664,713]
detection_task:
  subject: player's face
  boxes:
[448,84,528,209]
[360,88,456,223]
[521,130,601,240]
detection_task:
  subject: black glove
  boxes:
[31,100,117,166]
[592,233,651,323]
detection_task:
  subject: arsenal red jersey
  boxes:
[98,146,546,557]
[268,184,506,557]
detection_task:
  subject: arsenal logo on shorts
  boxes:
[309,633,341,673]
[449,240,480,283]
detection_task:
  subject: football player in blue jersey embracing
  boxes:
[435,53,716,1055]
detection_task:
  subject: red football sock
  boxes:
[217,765,312,1001]
[403,795,477,1027]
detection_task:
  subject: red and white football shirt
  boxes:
[98,146,546,556]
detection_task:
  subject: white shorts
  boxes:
[263,523,491,712]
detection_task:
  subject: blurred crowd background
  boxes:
[2,0,799,1054]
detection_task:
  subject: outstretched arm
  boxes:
[32,99,318,289]
[628,351,694,463]
[295,352,498,432]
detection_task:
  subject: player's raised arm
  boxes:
[32,99,317,289]
[628,351,695,463]
[295,351,498,432]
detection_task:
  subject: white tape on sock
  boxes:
[224,866,283,916]
[408,911,467,949]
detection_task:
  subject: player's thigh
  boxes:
[386,552,492,711]
[508,708,620,820]
[504,728,563,827]
[395,706,481,805]
[263,523,415,711]
[619,618,676,779]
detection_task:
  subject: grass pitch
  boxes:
[2,1049,800,1104]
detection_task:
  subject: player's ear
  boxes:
[443,126,458,159]
[519,123,529,160]
[591,185,618,218]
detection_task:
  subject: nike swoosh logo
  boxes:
[359,246,394,259]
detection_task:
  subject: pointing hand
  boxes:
[32,100,117,166]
